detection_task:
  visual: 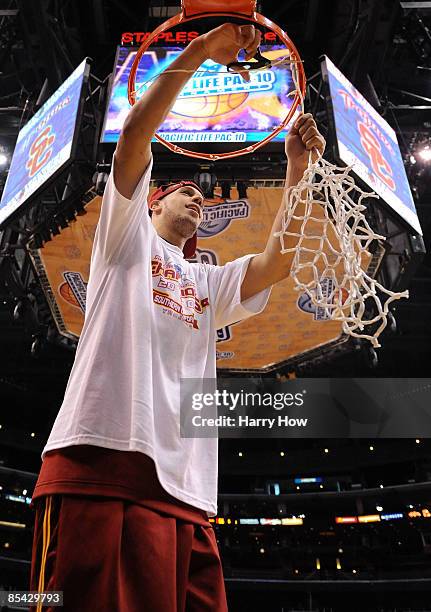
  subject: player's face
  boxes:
[162,186,205,235]
[171,186,204,220]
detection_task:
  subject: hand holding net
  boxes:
[274,151,409,348]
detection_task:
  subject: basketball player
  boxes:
[29,24,325,612]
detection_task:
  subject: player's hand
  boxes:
[198,23,261,82]
[285,113,326,168]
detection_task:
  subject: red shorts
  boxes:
[29,446,228,611]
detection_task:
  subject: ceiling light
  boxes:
[418,147,431,162]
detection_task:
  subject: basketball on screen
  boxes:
[172,91,249,119]
[59,282,80,308]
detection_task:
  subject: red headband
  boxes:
[148,181,204,259]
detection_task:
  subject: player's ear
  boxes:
[150,199,163,215]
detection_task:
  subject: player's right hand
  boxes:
[199,23,261,82]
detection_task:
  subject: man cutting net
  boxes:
[30,24,325,612]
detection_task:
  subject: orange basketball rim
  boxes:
[127,0,306,160]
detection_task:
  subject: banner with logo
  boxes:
[31,195,100,339]
[34,187,345,371]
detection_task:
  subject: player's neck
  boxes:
[154,226,186,252]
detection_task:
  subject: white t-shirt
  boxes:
[41,155,271,516]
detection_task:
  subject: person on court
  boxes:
[29,23,325,612]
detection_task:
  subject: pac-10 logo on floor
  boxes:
[297,277,347,321]
[197,198,250,238]
[216,327,231,342]
[297,291,331,321]
[190,248,218,266]
[59,271,87,314]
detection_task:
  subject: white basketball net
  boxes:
[274,154,409,348]
[271,48,410,348]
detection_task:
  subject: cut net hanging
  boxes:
[274,145,409,348]
[272,53,409,348]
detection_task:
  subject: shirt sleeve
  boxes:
[205,254,272,330]
[93,153,154,263]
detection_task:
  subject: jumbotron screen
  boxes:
[322,55,421,235]
[101,45,296,145]
[0,58,90,227]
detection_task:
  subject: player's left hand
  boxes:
[199,24,261,82]
[285,113,325,168]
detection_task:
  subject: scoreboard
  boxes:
[101,45,297,145]
[322,55,421,235]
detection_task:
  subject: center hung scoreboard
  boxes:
[101,44,298,148]
[321,55,421,236]
[0,58,91,228]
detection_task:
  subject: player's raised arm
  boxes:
[114,24,261,200]
[241,114,326,301]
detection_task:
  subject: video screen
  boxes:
[101,45,298,145]
[322,55,421,235]
[0,58,90,227]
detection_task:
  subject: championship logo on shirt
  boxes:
[58,271,87,313]
[197,197,250,238]
[152,254,209,329]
